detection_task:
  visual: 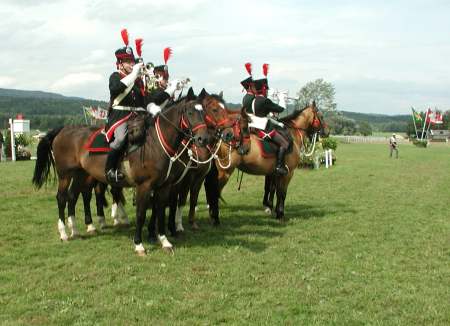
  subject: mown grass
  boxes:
[0,143,449,325]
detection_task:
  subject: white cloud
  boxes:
[0,76,15,87]
[50,72,103,92]
[213,67,232,75]
[1,0,449,113]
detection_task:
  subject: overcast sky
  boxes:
[1,0,449,114]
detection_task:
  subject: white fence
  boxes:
[333,135,409,144]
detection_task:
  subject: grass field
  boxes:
[1,143,449,325]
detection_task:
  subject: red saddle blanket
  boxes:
[254,130,278,158]
[84,128,111,153]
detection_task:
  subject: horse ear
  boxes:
[198,88,208,100]
[312,100,316,108]
[187,87,196,100]
[218,91,223,99]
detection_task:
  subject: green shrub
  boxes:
[321,137,338,150]
[413,140,428,148]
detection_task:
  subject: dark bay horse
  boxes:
[33,99,211,255]
[205,102,328,222]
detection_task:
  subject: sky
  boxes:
[0,0,449,114]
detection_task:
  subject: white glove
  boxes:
[165,79,181,97]
[146,103,161,116]
[120,62,144,87]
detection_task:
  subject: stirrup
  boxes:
[106,169,125,184]
[275,165,288,176]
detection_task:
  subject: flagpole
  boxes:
[421,109,429,141]
[411,107,419,139]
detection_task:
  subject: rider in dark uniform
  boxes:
[244,74,291,176]
[104,31,147,184]
[145,48,180,116]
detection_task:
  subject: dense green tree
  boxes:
[358,121,372,136]
[296,79,337,112]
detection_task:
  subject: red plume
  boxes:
[135,38,143,57]
[245,62,252,76]
[121,29,129,46]
[262,63,269,77]
[163,47,172,64]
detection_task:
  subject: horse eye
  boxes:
[213,109,218,113]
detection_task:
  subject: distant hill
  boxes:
[0,88,107,130]
[0,87,411,132]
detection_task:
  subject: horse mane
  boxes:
[279,106,308,123]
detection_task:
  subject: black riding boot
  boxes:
[275,147,288,176]
[105,148,125,184]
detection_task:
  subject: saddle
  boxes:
[250,127,293,158]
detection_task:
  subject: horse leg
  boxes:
[67,176,82,239]
[263,175,275,214]
[56,176,71,241]
[111,186,129,226]
[167,185,181,237]
[94,182,107,229]
[188,176,203,229]
[274,174,292,221]
[134,181,153,255]
[148,201,158,244]
[176,182,189,233]
[154,190,174,254]
[81,186,97,234]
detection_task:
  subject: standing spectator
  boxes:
[389,133,398,158]
[0,130,4,161]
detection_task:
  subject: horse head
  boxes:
[197,88,234,143]
[281,100,329,139]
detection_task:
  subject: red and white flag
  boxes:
[433,111,443,124]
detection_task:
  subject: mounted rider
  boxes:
[104,29,147,184]
[243,63,291,176]
[145,47,182,116]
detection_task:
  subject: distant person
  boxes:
[0,131,4,161]
[389,133,398,158]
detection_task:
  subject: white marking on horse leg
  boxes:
[111,203,121,226]
[206,204,210,209]
[86,224,97,234]
[264,207,272,214]
[175,206,184,232]
[158,235,173,249]
[118,203,130,225]
[67,216,79,238]
[98,216,107,229]
[135,243,146,256]
[58,220,69,241]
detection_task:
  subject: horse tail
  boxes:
[32,127,64,189]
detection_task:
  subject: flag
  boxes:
[84,106,108,120]
[426,108,434,124]
[433,111,443,124]
[411,107,422,122]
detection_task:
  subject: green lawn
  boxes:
[0,143,449,325]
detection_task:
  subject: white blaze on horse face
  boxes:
[175,206,184,232]
[58,220,69,241]
[194,104,203,111]
[219,103,225,110]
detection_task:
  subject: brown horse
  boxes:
[205,101,328,222]
[163,90,236,236]
[32,98,211,255]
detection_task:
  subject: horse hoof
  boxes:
[211,219,220,227]
[190,222,200,230]
[264,207,272,214]
[135,243,146,256]
[86,224,97,234]
[69,233,80,240]
[60,235,69,242]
